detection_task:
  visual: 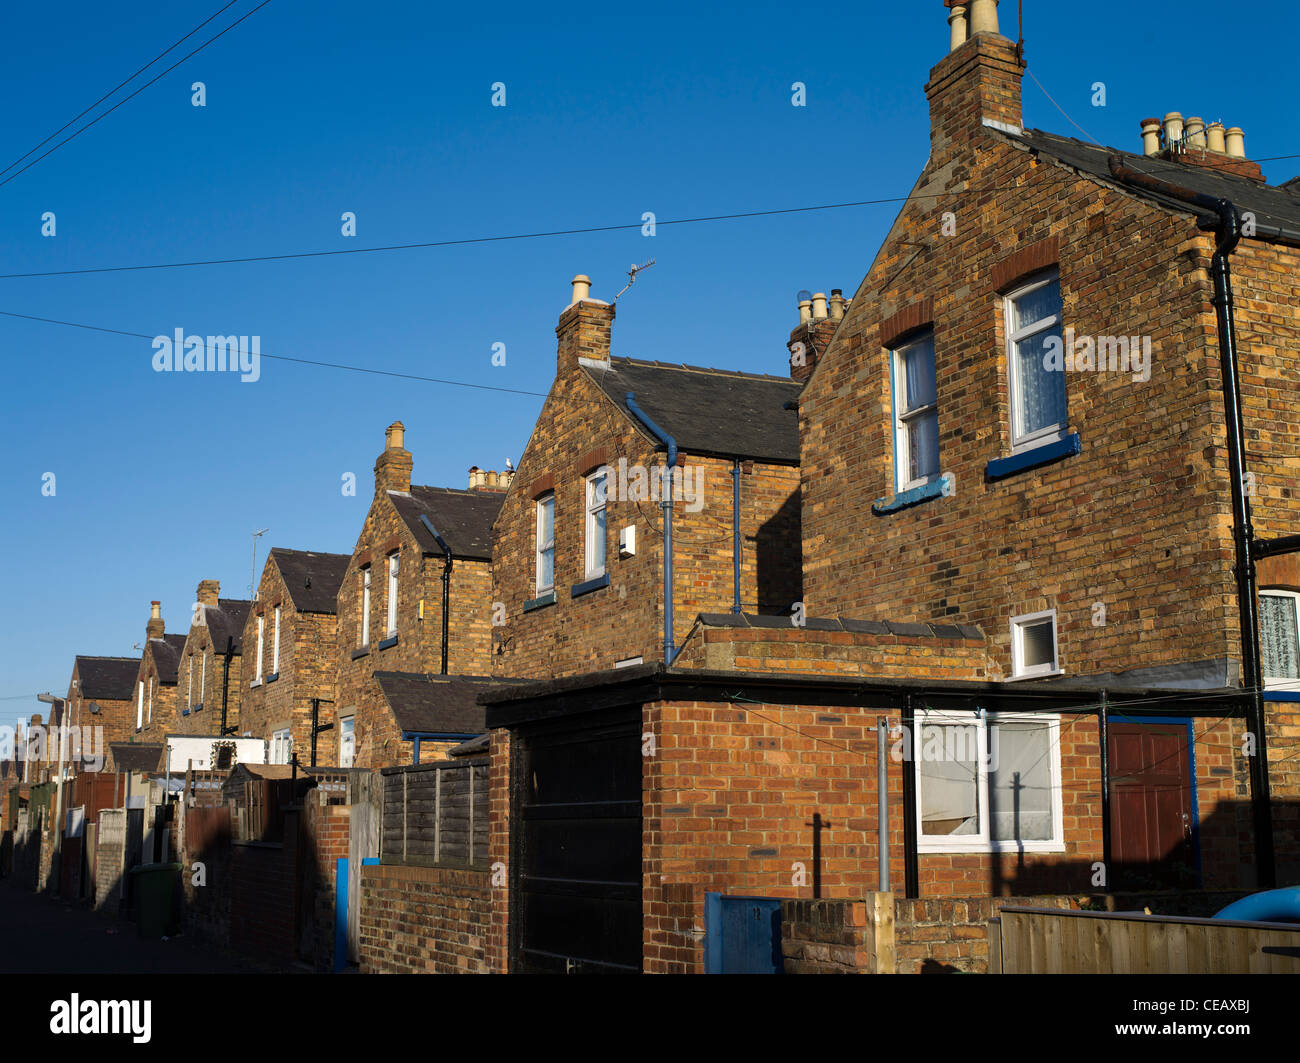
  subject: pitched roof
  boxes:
[374,672,530,736]
[149,634,189,684]
[583,357,802,464]
[203,598,251,655]
[110,743,165,773]
[1004,129,1300,244]
[74,656,140,701]
[269,548,351,614]
[388,486,504,561]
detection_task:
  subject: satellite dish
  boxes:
[88,703,102,715]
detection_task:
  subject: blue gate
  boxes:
[705,894,784,973]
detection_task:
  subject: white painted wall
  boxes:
[163,734,267,773]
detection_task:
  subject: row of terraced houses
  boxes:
[4,1,1300,973]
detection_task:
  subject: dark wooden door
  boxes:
[1108,722,1197,889]
[513,714,641,973]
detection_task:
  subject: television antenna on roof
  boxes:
[613,260,655,302]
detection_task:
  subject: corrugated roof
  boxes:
[269,548,351,614]
[388,486,504,561]
[73,656,140,701]
[1006,129,1300,243]
[583,357,802,464]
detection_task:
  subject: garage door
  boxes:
[513,713,641,973]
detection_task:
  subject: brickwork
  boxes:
[358,864,490,973]
[485,727,510,973]
[781,895,893,973]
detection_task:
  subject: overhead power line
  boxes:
[0,0,243,181]
[0,309,549,397]
[0,0,273,191]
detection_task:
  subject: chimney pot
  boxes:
[1206,121,1226,154]
[151,601,161,619]
[146,601,165,640]
[798,299,812,325]
[385,421,405,450]
[1163,111,1184,148]
[968,0,999,36]
[570,274,592,305]
[1185,116,1206,149]
[811,293,828,320]
[1225,127,1246,159]
[947,4,969,51]
[1140,117,1162,156]
[829,290,847,322]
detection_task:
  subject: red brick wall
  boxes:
[358,864,490,973]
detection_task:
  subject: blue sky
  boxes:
[1,0,1294,721]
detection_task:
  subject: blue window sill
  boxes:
[377,636,398,651]
[1264,690,1300,703]
[193,702,204,712]
[571,573,610,599]
[181,708,191,717]
[351,647,369,660]
[265,673,278,685]
[986,433,1081,481]
[524,591,557,613]
[872,475,952,516]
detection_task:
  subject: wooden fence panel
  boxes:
[378,759,489,869]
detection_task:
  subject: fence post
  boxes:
[402,771,408,863]
[468,765,475,866]
[434,767,442,865]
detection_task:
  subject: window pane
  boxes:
[1020,619,1056,670]
[591,472,607,508]
[1262,595,1300,679]
[918,724,980,836]
[1013,279,1061,332]
[591,507,606,572]
[989,721,1053,841]
[539,547,554,591]
[1014,327,1067,437]
[901,336,936,411]
[539,497,554,548]
[908,409,940,482]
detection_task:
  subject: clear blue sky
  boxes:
[1,0,1294,721]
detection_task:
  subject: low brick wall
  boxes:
[895,895,1077,973]
[359,864,490,974]
[781,895,894,973]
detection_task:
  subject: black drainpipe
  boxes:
[1098,690,1111,882]
[901,694,919,898]
[420,515,453,675]
[1107,156,1274,886]
[219,635,235,736]
[732,460,742,614]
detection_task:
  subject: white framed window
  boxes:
[1005,271,1067,449]
[339,715,356,768]
[137,681,144,730]
[386,553,399,637]
[255,615,265,680]
[914,710,1065,853]
[272,605,281,673]
[272,728,292,765]
[1010,610,1060,679]
[147,677,153,722]
[585,471,607,578]
[361,566,371,646]
[892,331,940,491]
[187,656,194,709]
[1261,590,1300,687]
[200,650,207,701]
[536,494,556,594]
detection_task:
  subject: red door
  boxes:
[1108,722,1197,889]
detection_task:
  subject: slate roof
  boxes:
[203,598,251,654]
[583,357,802,464]
[149,634,189,684]
[1003,129,1300,244]
[110,743,164,773]
[388,486,504,561]
[73,656,141,701]
[374,672,531,736]
[269,548,351,614]
[695,612,985,640]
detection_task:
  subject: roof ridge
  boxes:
[270,546,350,559]
[609,355,798,385]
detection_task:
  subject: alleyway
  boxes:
[0,881,254,974]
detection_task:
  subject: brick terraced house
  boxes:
[173,580,251,741]
[478,0,1300,974]
[129,601,188,745]
[491,273,804,681]
[335,422,506,768]
[239,547,350,766]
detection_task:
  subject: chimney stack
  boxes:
[1141,112,1262,180]
[788,287,846,383]
[374,420,413,495]
[146,601,165,640]
[469,466,514,491]
[557,272,614,376]
[196,580,220,609]
[927,0,1023,161]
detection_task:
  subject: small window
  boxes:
[199,650,206,701]
[1261,590,1300,686]
[585,471,607,579]
[147,677,153,722]
[187,656,194,709]
[136,681,144,731]
[386,553,399,637]
[1011,610,1059,678]
[536,494,556,594]
[915,710,1064,852]
[272,605,281,674]
[256,615,265,680]
[892,331,940,491]
[339,716,356,768]
[1005,272,1067,448]
[272,728,292,765]
[360,566,372,647]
